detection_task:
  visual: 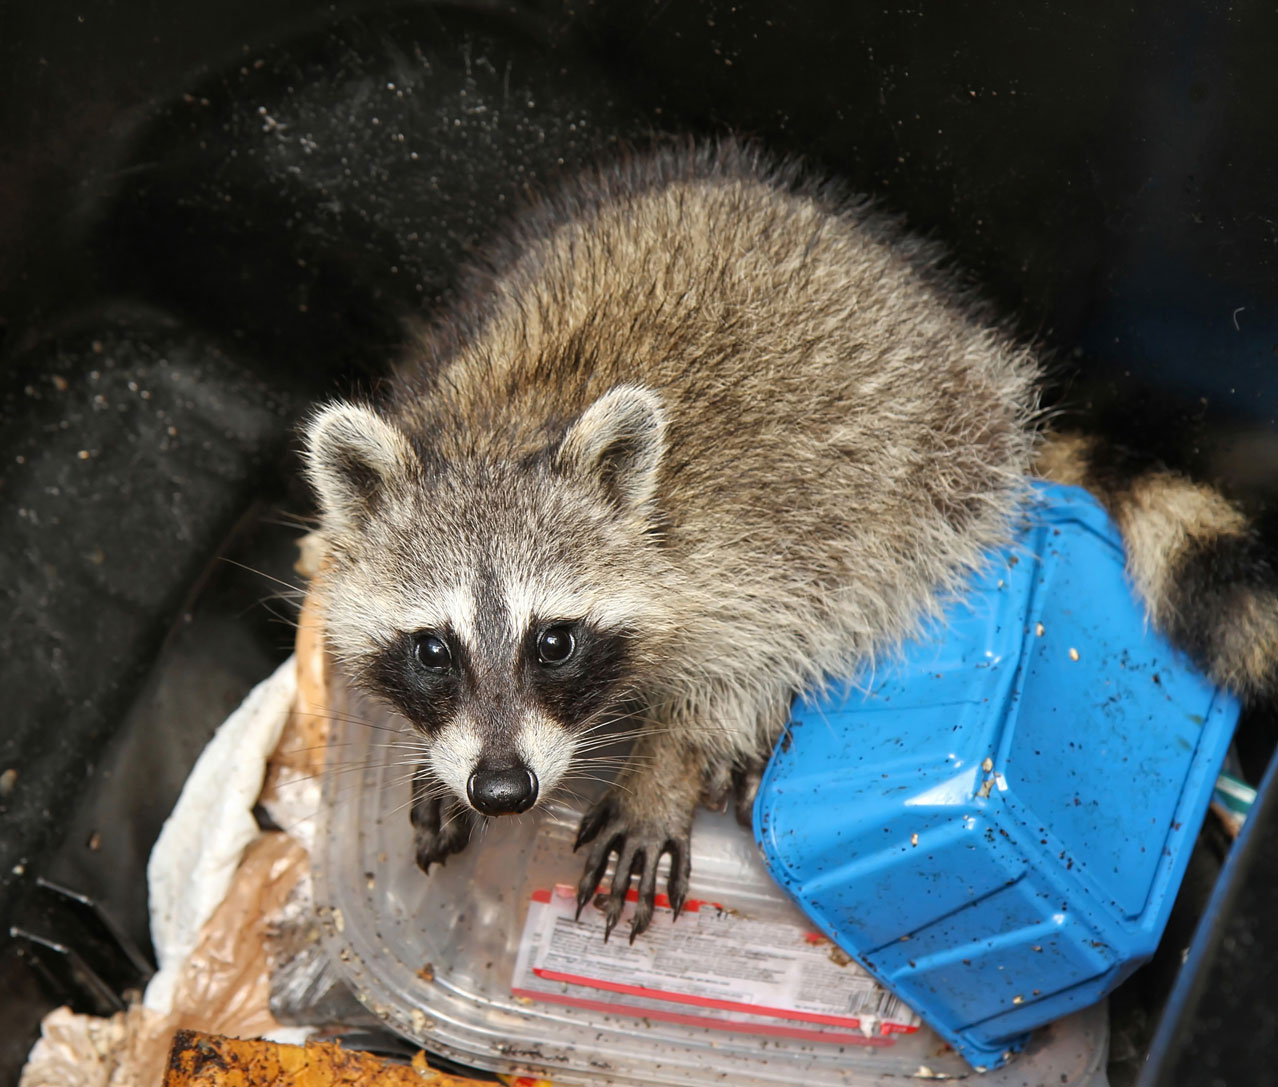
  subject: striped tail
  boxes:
[1036,431,1278,699]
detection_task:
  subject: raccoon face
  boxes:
[303,386,670,814]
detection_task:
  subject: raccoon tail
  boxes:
[1035,431,1278,699]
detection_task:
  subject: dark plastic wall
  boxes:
[3,2,1275,1083]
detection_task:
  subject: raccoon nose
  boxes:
[467,767,539,815]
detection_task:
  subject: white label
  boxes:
[511,885,919,1045]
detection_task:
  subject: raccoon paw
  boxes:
[410,794,476,872]
[573,795,692,944]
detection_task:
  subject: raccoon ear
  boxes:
[303,402,419,529]
[558,385,666,510]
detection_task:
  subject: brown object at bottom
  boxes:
[162,1030,493,1087]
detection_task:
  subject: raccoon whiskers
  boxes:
[402,778,455,804]
[290,739,429,766]
[363,739,436,755]
[313,760,425,795]
[437,803,475,836]
[385,777,460,821]
[573,759,652,775]
[555,771,637,798]
[306,706,413,732]
[218,556,309,600]
[318,757,402,778]
[570,754,653,774]
[381,793,426,821]
[253,597,305,630]
[261,509,321,533]
[549,785,594,812]
[572,691,644,729]
[383,771,435,796]
[293,707,413,737]
[573,710,668,740]
[573,728,675,752]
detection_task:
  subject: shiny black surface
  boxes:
[2,1,1276,1082]
[1141,750,1278,1087]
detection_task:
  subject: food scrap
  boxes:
[162,1029,491,1087]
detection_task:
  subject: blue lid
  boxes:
[754,482,1241,1069]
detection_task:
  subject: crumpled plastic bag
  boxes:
[18,1006,130,1087]
[20,558,331,1086]
[20,831,308,1087]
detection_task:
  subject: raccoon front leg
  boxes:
[411,765,477,872]
[573,733,705,943]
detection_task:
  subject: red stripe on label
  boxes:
[510,987,897,1046]
[531,968,911,1032]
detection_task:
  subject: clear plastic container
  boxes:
[313,676,1109,1085]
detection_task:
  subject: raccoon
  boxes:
[303,141,1278,943]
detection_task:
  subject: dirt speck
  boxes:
[827,945,853,967]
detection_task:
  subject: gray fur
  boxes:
[303,141,1269,943]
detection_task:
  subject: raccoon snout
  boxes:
[467,767,539,815]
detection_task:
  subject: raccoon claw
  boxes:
[410,792,475,873]
[667,856,690,920]
[574,795,617,853]
[575,826,622,920]
[573,798,692,943]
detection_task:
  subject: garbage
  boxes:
[1211,772,1256,838]
[310,569,1111,1084]
[313,672,974,1083]
[161,1029,487,1087]
[22,530,1116,1087]
[19,833,309,1087]
[144,658,298,1017]
[756,482,1241,1068]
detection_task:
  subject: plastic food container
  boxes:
[755,482,1241,1069]
[313,676,1113,1084]
[312,675,965,1083]
[314,674,1114,1083]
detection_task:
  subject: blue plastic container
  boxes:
[754,482,1241,1070]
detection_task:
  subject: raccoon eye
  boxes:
[413,633,452,673]
[536,625,576,667]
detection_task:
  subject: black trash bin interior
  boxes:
[2,2,1276,1084]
